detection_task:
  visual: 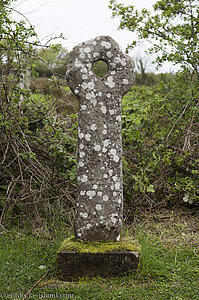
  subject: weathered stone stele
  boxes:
[66,36,135,241]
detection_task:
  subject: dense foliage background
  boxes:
[0,0,198,231]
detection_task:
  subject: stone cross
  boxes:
[66,36,135,241]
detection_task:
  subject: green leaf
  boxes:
[147,185,155,193]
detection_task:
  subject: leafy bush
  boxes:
[122,73,199,215]
[0,1,77,229]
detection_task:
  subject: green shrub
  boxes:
[122,72,199,214]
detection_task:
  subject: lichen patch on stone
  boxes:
[66,35,135,241]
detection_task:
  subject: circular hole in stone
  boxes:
[92,60,108,77]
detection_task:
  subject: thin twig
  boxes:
[22,272,48,300]
[166,99,190,140]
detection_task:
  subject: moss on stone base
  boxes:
[57,236,140,254]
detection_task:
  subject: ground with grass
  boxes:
[0,208,198,299]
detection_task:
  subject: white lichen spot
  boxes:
[116,234,120,242]
[86,223,92,229]
[75,59,83,68]
[123,79,129,84]
[78,161,84,167]
[86,93,92,100]
[109,109,115,115]
[97,191,102,197]
[95,204,102,211]
[93,184,98,189]
[102,130,107,135]
[118,198,122,204]
[84,46,91,53]
[103,139,110,147]
[93,52,100,58]
[110,149,117,156]
[91,124,97,131]
[107,51,113,58]
[107,93,111,98]
[116,116,121,122]
[114,56,126,66]
[103,195,109,201]
[79,151,85,158]
[81,175,88,182]
[80,212,88,218]
[121,58,127,66]
[113,155,119,162]
[91,99,97,106]
[86,190,96,199]
[100,216,104,220]
[111,213,118,225]
[94,144,101,151]
[85,133,91,141]
[100,106,107,114]
[81,67,87,73]
[80,52,85,59]
[101,41,111,49]
[115,182,120,190]
[108,170,113,176]
[106,76,115,88]
[113,191,117,197]
[80,190,86,196]
[98,92,102,97]
[78,132,84,139]
[81,105,87,110]
[82,74,88,80]
[79,143,84,150]
[103,174,108,179]
[82,82,88,89]
[102,147,107,153]
[113,175,118,182]
[87,81,95,90]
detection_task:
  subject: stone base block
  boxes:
[57,251,139,280]
[57,237,140,280]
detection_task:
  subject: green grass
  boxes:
[0,212,198,299]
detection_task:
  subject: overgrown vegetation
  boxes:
[0,0,199,230]
[0,0,198,298]
[122,77,199,216]
[0,0,77,230]
[110,0,199,214]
